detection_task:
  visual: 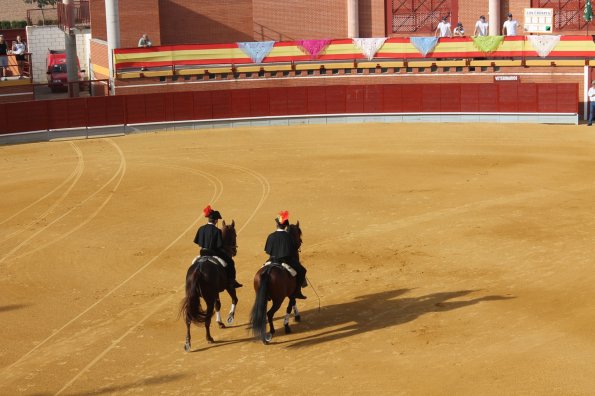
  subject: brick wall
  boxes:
[0,2,32,22]
[90,39,109,79]
[90,0,106,41]
[159,0,253,44]
[25,25,91,83]
[253,0,346,41]
[359,0,386,37]
[458,0,489,36]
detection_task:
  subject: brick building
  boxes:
[86,0,590,120]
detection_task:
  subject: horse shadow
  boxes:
[0,304,29,313]
[280,288,514,348]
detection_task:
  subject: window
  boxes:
[531,0,589,31]
[388,0,455,34]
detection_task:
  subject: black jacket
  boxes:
[194,223,223,254]
[264,230,295,262]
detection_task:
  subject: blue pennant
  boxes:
[237,41,275,64]
[410,37,439,57]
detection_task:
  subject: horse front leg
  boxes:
[293,301,301,322]
[226,287,239,325]
[264,300,282,344]
[284,297,296,334]
[184,316,192,352]
[205,299,215,344]
[215,298,225,329]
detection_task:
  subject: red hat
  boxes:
[203,205,222,220]
[276,210,289,225]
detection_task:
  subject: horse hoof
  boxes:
[294,315,301,322]
[184,342,191,352]
[218,322,226,329]
[263,333,273,344]
[207,338,215,344]
[227,314,234,325]
[284,325,292,334]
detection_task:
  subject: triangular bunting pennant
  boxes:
[527,35,561,58]
[237,41,275,64]
[472,36,505,53]
[297,39,331,59]
[353,37,387,60]
[410,37,439,57]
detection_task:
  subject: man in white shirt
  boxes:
[435,16,452,38]
[588,81,595,126]
[502,13,520,36]
[474,15,488,36]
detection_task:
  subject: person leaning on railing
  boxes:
[12,35,27,79]
[0,35,8,81]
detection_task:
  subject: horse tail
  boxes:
[249,267,271,339]
[180,264,207,324]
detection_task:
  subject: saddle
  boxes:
[263,261,297,277]
[192,255,227,268]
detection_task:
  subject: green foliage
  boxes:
[11,20,27,29]
[0,20,11,30]
[23,0,57,8]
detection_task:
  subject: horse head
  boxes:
[221,220,237,257]
[288,221,302,254]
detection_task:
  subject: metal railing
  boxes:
[57,0,90,31]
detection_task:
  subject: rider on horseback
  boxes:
[194,205,242,288]
[264,211,307,299]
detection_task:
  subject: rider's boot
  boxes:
[230,278,243,288]
[293,285,307,299]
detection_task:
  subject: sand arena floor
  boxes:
[2,123,595,395]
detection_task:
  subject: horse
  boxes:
[180,220,238,352]
[249,222,303,344]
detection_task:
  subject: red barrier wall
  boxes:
[0,83,579,135]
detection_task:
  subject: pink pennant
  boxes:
[297,39,331,59]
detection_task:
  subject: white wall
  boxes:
[25,25,91,84]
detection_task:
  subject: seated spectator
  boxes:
[12,35,27,79]
[138,34,152,48]
[453,22,465,37]
[0,35,8,81]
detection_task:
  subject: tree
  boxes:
[23,0,57,25]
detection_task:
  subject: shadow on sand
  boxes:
[0,304,29,313]
[276,289,515,348]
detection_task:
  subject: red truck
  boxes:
[46,50,87,92]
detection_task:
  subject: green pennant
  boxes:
[472,36,505,53]
[585,0,593,23]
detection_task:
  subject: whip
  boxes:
[306,275,321,312]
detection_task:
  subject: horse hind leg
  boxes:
[215,298,225,329]
[205,300,215,344]
[264,300,282,344]
[293,301,301,322]
[226,287,238,325]
[184,316,192,352]
[284,298,296,334]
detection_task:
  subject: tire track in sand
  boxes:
[1,139,125,267]
[0,142,85,237]
[53,160,270,396]
[0,160,224,385]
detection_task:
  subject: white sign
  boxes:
[524,8,554,34]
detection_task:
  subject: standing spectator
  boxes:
[502,13,521,36]
[588,81,595,126]
[435,16,452,38]
[474,15,489,36]
[138,34,152,48]
[0,35,8,81]
[453,22,465,37]
[12,35,27,79]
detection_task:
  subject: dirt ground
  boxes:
[2,122,595,395]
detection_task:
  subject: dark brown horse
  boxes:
[249,222,303,344]
[180,220,238,351]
